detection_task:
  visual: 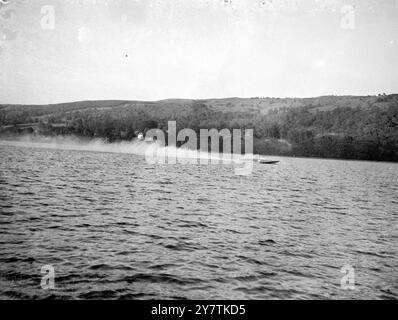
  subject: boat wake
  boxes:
[0,135,275,165]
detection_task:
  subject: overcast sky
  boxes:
[0,0,397,104]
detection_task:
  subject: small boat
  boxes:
[258,159,279,164]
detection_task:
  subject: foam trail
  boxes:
[0,135,257,163]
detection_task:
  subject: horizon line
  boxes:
[1,93,396,106]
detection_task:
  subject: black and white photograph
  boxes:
[0,0,397,306]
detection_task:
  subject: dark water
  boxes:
[0,144,397,299]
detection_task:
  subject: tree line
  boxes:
[0,97,397,161]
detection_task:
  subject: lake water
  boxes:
[0,143,397,299]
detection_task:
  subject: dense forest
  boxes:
[1,94,397,161]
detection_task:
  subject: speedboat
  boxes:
[258,159,279,164]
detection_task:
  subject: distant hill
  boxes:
[1,94,397,161]
[1,94,396,118]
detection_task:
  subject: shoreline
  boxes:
[1,136,397,165]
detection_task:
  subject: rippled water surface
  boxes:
[0,144,397,299]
